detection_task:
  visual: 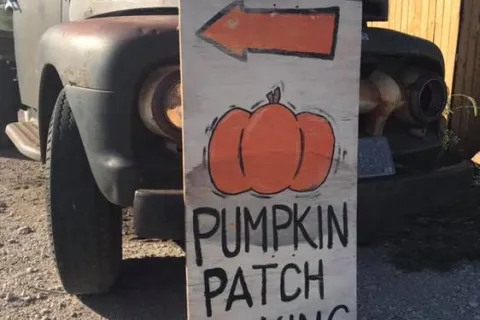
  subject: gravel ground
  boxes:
[1,149,480,319]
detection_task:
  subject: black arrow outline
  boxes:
[195,0,340,62]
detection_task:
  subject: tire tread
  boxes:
[46,90,122,295]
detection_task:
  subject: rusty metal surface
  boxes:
[38,15,178,90]
[36,16,179,205]
[69,0,178,21]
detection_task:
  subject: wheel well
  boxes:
[39,64,63,163]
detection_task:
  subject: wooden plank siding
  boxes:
[367,1,480,156]
[449,0,480,156]
[368,0,462,93]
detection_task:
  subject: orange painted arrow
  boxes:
[196,1,339,61]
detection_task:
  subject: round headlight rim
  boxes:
[154,79,182,131]
[138,65,182,143]
[408,73,448,124]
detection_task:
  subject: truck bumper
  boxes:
[357,160,477,242]
[133,160,476,241]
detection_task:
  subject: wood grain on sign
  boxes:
[180,0,362,319]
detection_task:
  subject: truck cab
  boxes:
[0,0,473,295]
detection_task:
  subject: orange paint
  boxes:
[197,2,339,61]
[208,87,335,195]
[290,113,335,192]
[242,104,301,194]
[208,108,250,194]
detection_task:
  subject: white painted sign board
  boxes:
[180,0,361,319]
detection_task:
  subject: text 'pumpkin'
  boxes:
[208,87,335,195]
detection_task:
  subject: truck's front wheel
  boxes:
[46,90,122,295]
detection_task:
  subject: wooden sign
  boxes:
[180,0,362,319]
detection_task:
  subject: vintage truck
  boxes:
[0,0,16,148]
[0,0,474,295]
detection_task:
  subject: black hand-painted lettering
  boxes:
[293,204,317,250]
[280,263,301,302]
[204,268,228,317]
[252,263,279,305]
[317,206,323,249]
[328,305,349,320]
[327,203,348,249]
[226,267,253,312]
[222,208,241,258]
[194,207,220,267]
[304,260,324,300]
[245,207,268,252]
[272,205,293,251]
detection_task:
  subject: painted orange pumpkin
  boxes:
[208,87,335,195]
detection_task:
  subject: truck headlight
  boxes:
[394,68,448,126]
[138,65,182,142]
[164,81,182,130]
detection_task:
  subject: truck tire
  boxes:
[0,59,19,148]
[46,90,122,295]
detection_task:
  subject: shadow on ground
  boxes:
[78,200,480,319]
[0,148,31,160]
[360,201,480,273]
[69,203,480,320]
[80,257,187,320]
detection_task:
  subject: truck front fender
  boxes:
[38,15,179,206]
[363,27,445,77]
[38,15,179,90]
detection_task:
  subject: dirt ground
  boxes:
[3,148,480,319]
[0,150,186,320]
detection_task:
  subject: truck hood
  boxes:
[70,0,388,22]
[69,0,178,21]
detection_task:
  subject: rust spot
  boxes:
[63,65,89,88]
[49,16,178,88]
[58,16,178,37]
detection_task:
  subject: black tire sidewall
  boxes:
[47,90,122,295]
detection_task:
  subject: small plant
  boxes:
[440,93,480,186]
[442,93,478,118]
[441,94,479,150]
[440,128,461,150]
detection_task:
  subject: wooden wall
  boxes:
[449,0,480,156]
[368,0,462,93]
[367,0,480,157]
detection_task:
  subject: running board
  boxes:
[5,121,41,161]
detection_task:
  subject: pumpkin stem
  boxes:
[267,87,282,104]
[266,92,274,103]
